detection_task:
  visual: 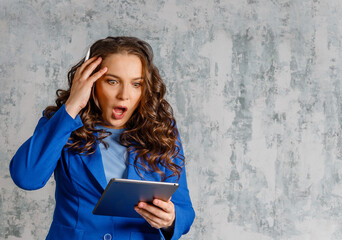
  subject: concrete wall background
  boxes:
[1,0,342,239]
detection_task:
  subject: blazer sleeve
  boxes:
[159,135,196,240]
[9,105,83,190]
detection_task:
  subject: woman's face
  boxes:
[95,53,143,129]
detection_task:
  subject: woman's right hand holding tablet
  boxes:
[65,57,107,119]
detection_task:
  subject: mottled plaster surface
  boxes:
[1,0,342,239]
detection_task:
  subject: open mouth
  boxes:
[112,106,127,120]
[114,106,127,115]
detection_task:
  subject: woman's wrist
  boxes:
[161,220,175,239]
[65,101,80,119]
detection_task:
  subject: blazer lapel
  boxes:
[79,146,154,189]
[79,148,108,190]
[126,150,146,180]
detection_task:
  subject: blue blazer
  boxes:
[10,105,195,240]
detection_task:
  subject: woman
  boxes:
[10,36,195,240]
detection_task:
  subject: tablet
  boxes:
[93,178,179,218]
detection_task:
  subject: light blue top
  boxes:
[97,126,128,183]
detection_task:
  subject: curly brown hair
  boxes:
[44,36,183,181]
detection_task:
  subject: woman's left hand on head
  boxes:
[135,198,175,231]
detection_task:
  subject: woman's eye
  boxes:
[107,80,118,85]
[133,82,142,87]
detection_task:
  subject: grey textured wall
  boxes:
[1,0,342,239]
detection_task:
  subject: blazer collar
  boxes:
[79,148,108,190]
[79,147,145,191]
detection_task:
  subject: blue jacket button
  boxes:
[103,233,112,240]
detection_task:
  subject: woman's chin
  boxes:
[103,118,126,129]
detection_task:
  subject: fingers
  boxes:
[77,56,98,75]
[152,199,173,213]
[135,207,163,229]
[88,67,107,83]
[137,202,169,220]
[134,201,175,229]
[65,56,107,118]
[82,57,103,79]
[75,57,102,80]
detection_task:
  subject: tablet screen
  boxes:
[93,178,179,218]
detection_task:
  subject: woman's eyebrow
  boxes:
[105,74,120,79]
[105,74,143,80]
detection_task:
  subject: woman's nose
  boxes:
[117,85,129,100]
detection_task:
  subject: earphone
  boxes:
[85,48,91,61]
